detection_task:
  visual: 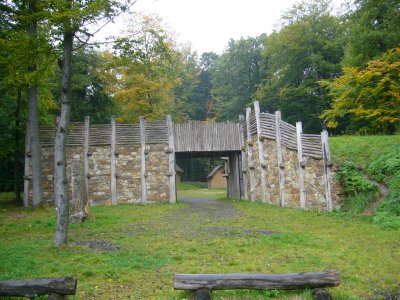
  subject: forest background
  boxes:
[1,0,399,195]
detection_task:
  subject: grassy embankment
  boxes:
[330,135,400,228]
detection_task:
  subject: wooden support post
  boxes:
[192,289,212,300]
[239,115,248,200]
[23,122,31,207]
[275,111,285,207]
[254,101,268,203]
[321,130,332,211]
[222,157,230,198]
[139,116,147,204]
[174,271,341,291]
[245,108,256,202]
[166,115,176,204]
[83,116,90,204]
[110,116,117,205]
[296,122,306,209]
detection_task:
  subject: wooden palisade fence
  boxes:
[24,102,339,210]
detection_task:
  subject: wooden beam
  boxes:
[275,111,285,207]
[245,108,256,202]
[239,115,248,200]
[174,271,340,291]
[110,116,117,205]
[254,101,268,203]
[139,116,147,204]
[83,116,90,204]
[0,276,77,298]
[321,130,332,211]
[296,121,306,209]
[23,122,31,207]
[166,115,176,204]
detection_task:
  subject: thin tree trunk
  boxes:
[27,0,43,207]
[14,89,22,202]
[54,26,74,246]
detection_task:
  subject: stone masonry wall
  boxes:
[146,144,170,203]
[263,138,280,206]
[245,136,343,211]
[36,143,170,206]
[115,146,141,204]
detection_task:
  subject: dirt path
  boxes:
[154,197,279,238]
[177,197,239,219]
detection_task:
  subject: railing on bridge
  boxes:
[173,121,242,152]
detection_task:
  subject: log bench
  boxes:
[174,270,340,300]
[0,276,77,299]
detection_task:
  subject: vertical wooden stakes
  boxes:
[23,123,31,207]
[110,116,117,205]
[83,116,90,204]
[245,108,256,202]
[139,116,147,204]
[254,101,268,203]
[321,130,333,211]
[166,115,176,204]
[296,121,306,209]
[275,111,285,207]
[239,115,248,200]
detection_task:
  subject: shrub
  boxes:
[367,151,400,184]
[337,161,378,195]
[373,172,400,229]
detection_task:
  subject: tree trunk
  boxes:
[14,89,22,202]
[54,25,74,246]
[0,276,77,298]
[69,159,89,223]
[27,0,43,207]
[174,271,341,291]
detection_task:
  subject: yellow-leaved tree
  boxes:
[102,14,183,122]
[320,48,400,134]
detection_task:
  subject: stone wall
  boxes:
[146,144,170,203]
[244,136,343,211]
[36,143,170,206]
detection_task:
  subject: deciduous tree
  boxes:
[320,48,400,134]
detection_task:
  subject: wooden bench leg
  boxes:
[192,288,212,300]
[312,288,332,300]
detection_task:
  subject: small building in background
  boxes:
[207,165,226,188]
[175,164,184,183]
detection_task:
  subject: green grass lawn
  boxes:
[177,181,226,199]
[1,198,399,299]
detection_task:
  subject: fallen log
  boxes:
[174,270,340,291]
[0,276,77,298]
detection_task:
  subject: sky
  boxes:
[97,0,344,54]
